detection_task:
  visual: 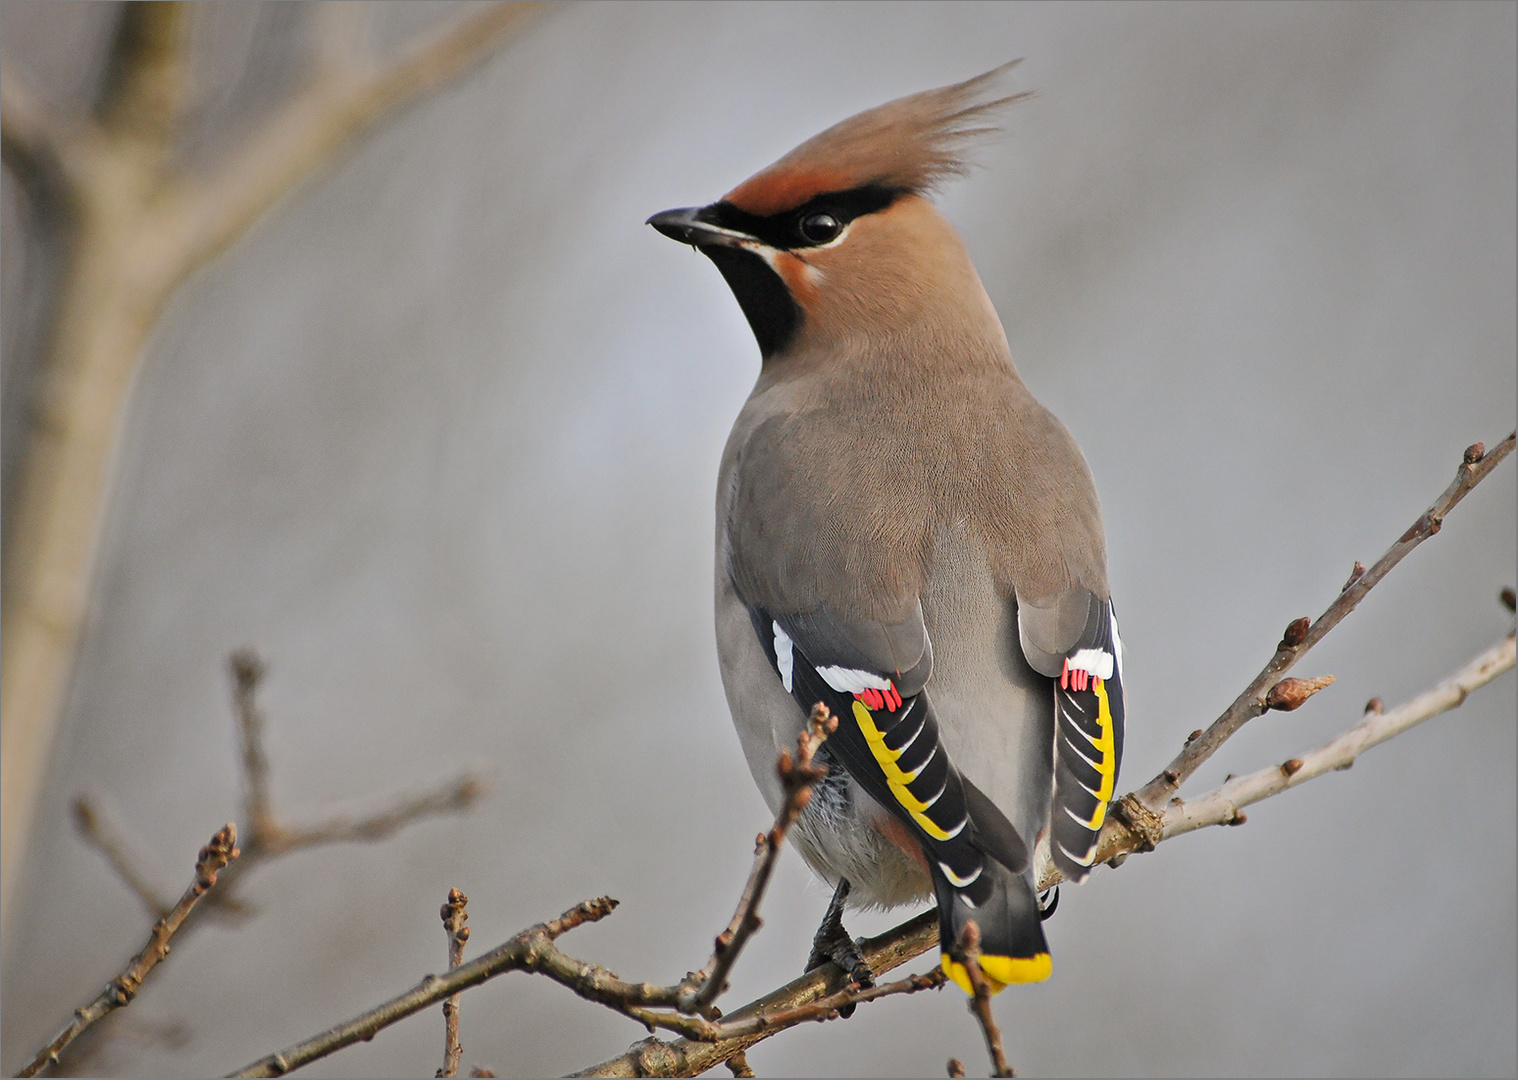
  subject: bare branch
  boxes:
[490,931,945,1050]
[1160,632,1515,841]
[94,0,191,156]
[0,70,85,207]
[159,1,549,277]
[266,773,488,855]
[572,912,940,1078]
[682,704,836,1013]
[701,967,944,1041]
[157,653,486,937]
[18,823,238,1078]
[1042,627,1517,885]
[221,614,1511,1079]
[54,646,484,1076]
[1130,433,1513,812]
[437,889,470,1079]
[228,897,621,1078]
[229,878,937,1080]
[223,646,487,860]
[953,922,1013,1078]
[223,707,865,1071]
[226,647,486,860]
[70,796,172,920]
[229,650,276,847]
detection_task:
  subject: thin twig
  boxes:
[228,896,937,1080]
[437,889,470,1079]
[681,705,836,1013]
[229,650,276,847]
[265,774,488,855]
[52,650,485,1073]
[91,651,486,934]
[224,614,1513,1080]
[1160,632,1516,841]
[161,1,551,277]
[70,797,172,920]
[706,967,944,1041]
[954,922,1013,1078]
[203,648,485,905]
[1132,433,1513,813]
[572,912,940,1078]
[1041,627,1516,883]
[18,823,238,1078]
[228,897,620,1078]
[228,706,852,1072]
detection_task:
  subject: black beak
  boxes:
[647,206,751,248]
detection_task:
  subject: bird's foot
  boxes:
[805,880,873,1016]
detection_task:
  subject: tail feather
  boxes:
[934,858,1050,994]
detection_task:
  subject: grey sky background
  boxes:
[2,2,1514,1076]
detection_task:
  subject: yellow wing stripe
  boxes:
[1066,676,1116,831]
[853,701,955,841]
[941,952,1052,995]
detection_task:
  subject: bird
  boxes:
[648,64,1124,996]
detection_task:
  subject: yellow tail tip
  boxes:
[941,951,1052,994]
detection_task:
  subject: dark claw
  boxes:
[805,879,874,1017]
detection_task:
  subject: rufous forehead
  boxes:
[723,166,855,217]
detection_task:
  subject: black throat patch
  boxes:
[701,246,801,359]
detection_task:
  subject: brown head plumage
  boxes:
[647,64,1031,359]
[725,62,1029,216]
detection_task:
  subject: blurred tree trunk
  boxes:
[0,0,547,944]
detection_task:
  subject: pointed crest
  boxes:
[724,62,1030,217]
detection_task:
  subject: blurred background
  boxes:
[1,2,1513,1076]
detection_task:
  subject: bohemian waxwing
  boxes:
[649,65,1124,995]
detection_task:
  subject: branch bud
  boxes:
[1265,674,1335,711]
[1280,758,1304,777]
[1501,586,1516,613]
[1278,617,1310,650]
[1464,441,1486,465]
[1341,561,1366,592]
[1363,696,1384,715]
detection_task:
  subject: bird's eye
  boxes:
[799,212,842,244]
